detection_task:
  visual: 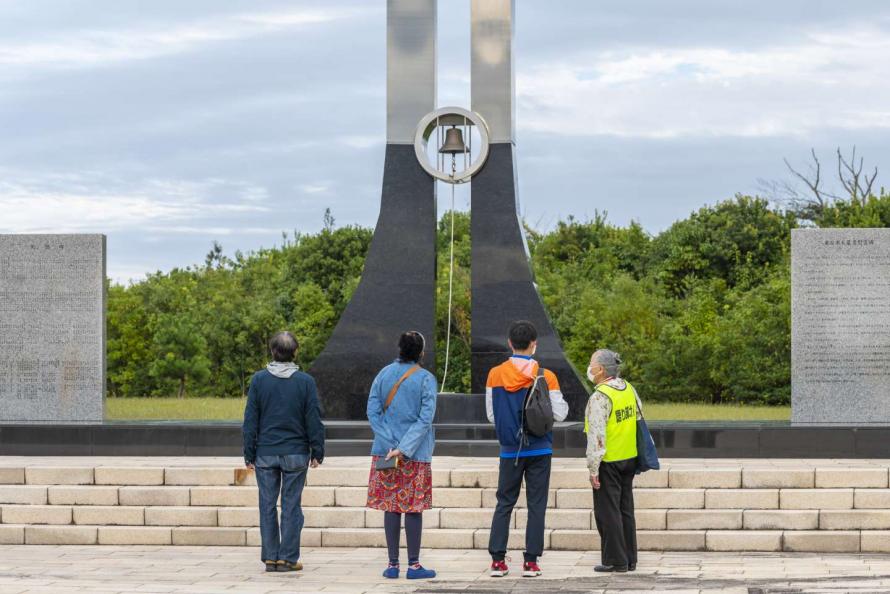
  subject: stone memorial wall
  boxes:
[0,235,105,422]
[792,228,890,425]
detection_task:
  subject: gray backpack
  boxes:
[522,367,554,438]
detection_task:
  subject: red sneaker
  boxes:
[490,560,509,577]
[522,561,542,577]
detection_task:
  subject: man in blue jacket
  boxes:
[243,331,325,573]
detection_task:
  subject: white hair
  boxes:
[592,349,622,378]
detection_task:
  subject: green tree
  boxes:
[640,279,725,403]
[712,266,791,405]
[292,282,336,366]
[436,211,471,392]
[149,313,211,399]
[562,273,664,387]
[106,283,153,397]
[529,213,651,280]
[104,195,837,408]
[280,225,373,315]
[815,191,890,228]
[649,195,795,296]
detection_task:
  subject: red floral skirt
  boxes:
[366,456,433,513]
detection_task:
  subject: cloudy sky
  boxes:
[2,1,889,282]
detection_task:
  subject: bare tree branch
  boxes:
[756,178,800,205]
[836,146,879,201]
[838,147,856,198]
[864,166,878,198]
[784,148,828,208]
[769,147,879,223]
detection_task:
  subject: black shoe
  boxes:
[628,564,636,572]
[264,561,277,573]
[594,564,628,573]
[277,560,303,572]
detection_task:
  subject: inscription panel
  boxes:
[792,229,890,425]
[0,235,105,422]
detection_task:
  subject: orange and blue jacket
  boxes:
[485,355,568,458]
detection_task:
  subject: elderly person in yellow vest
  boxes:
[585,349,643,573]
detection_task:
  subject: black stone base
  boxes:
[309,144,437,419]
[2,421,890,458]
[470,144,589,420]
[434,393,487,423]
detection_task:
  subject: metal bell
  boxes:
[439,126,468,154]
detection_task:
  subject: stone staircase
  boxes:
[2,458,890,553]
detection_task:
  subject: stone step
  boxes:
[3,484,888,510]
[0,464,871,484]
[8,504,890,533]
[0,524,881,552]
[4,465,889,490]
[2,459,890,552]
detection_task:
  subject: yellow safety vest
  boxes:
[585,380,638,463]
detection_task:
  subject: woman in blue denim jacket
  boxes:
[366,331,437,580]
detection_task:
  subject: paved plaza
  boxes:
[1,546,889,593]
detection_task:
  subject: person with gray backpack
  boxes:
[485,320,569,578]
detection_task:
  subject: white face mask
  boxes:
[587,365,597,383]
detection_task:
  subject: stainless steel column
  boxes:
[387,0,437,143]
[471,0,514,144]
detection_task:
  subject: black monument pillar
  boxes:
[470,144,588,419]
[469,0,587,419]
[309,1,437,418]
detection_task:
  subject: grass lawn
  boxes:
[643,402,790,421]
[106,397,248,421]
[106,397,790,422]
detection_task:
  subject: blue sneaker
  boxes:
[406,564,436,580]
[382,564,400,579]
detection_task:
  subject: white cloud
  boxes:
[517,26,890,138]
[0,176,270,233]
[299,183,329,194]
[144,225,282,235]
[0,7,371,69]
[0,192,187,233]
[110,268,151,285]
[338,135,382,150]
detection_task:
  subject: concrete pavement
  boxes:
[1,545,889,593]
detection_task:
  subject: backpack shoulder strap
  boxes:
[525,364,545,395]
[532,365,550,390]
[524,366,549,408]
[384,365,421,411]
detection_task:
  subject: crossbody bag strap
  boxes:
[383,365,421,411]
[628,382,644,420]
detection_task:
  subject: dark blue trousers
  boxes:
[488,454,552,563]
[255,454,308,563]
